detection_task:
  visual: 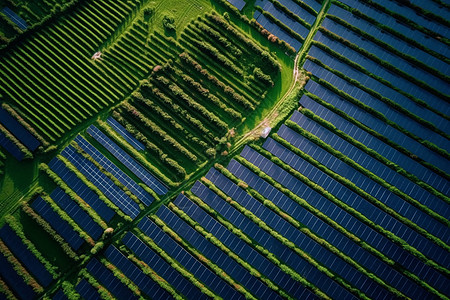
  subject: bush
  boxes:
[163,15,175,31]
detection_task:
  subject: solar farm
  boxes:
[0,0,449,299]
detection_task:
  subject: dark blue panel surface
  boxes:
[0,253,36,299]
[75,279,100,300]
[0,107,40,151]
[107,117,145,151]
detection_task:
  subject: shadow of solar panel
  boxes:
[138,217,244,300]
[0,252,36,299]
[0,107,40,151]
[155,203,282,300]
[75,279,100,300]
[121,232,207,300]
[74,135,153,206]
[173,194,322,300]
[62,145,140,219]
[50,188,103,240]
[103,245,172,300]
[86,258,138,300]
[0,225,53,287]
[239,145,450,293]
[31,197,84,251]
[48,158,115,222]
[87,125,168,195]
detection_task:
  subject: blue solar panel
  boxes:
[298,95,450,207]
[253,13,302,51]
[75,279,100,300]
[173,194,323,300]
[50,187,103,240]
[121,232,207,300]
[106,117,145,152]
[52,289,67,300]
[74,135,153,206]
[103,245,173,300]
[263,134,450,268]
[31,196,84,251]
[0,107,40,151]
[239,145,450,294]
[138,217,244,300]
[304,59,450,151]
[0,131,24,161]
[226,0,246,10]
[0,253,36,299]
[61,145,140,219]
[155,203,282,300]
[86,258,138,300]
[1,7,28,30]
[48,158,115,222]
[312,30,450,116]
[0,225,53,287]
[304,80,449,193]
[226,158,434,299]
[87,125,168,195]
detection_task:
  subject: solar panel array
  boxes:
[1,7,28,30]
[31,196,85,251]
[226,0,246,11]
[137,217,245,300]
[106,117,145,152]
[87,125,168,195]
[74,135,153,206]
[0,252,36,299]
[0,225,53,287]
[0,130,24,160]
[75,279,100,300]
[52,289,67,300]
[0,107,40,151]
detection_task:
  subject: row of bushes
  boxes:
[326,14,449,83]
[0,123,33,159]
[310,41,450,122]
[308,55,450,145]
[255,6,305,45]
[318,27,449,102]
[178,52,255,110]
[207,12,283,71]
[39,163,108,229]
[283,121,449,254]
[121,101,197,168]
[196,179,337,299]
[134,231,219,299]
[332,2,449,64]
[298,106,449,208]
[0,239,43,293]
[150,215,257,300]
[56,155,131,222]
[167,202,293,300]
[140,83,215,143]
[60,280,80,300]
[1,103,50,148]
[4,215,59,279]
[97,120,177,188]
[193,20,242,57]
[315,77,450,159]
[71,141,144,209]
[21,202,78,261]
[253,67,274,87]
[233,154,445,298]
[171,65,243,121]
[210,166,412,298]
[156,77,229,133]
[269,0,312,28]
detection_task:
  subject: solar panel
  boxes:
[137,217,244,300]
[86,258,138,300]
[48,158,116,222]
[253,13,302,51]
[87,125,168,195]
[75,279,100,300]
[0,131,24,160]
[155,203,282,300]
[0,107,40,151]
[52,289,67,300]
[103,245,172,300]
[1,7,28,30]
[106,117,145,151]
[0,225,53,287]
[121,232,207,300]
[74,135,153,206]
[173,194,323,300]
[226,0,246,11]
[239,145,449,293]
[50,187,103,240]
[0,253,36,299]
[31,196,84,250]
[61,145,141,219]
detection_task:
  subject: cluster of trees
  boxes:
[162,15,175,31]
[253,67,274,86]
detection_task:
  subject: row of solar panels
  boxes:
[0,107,40,161]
